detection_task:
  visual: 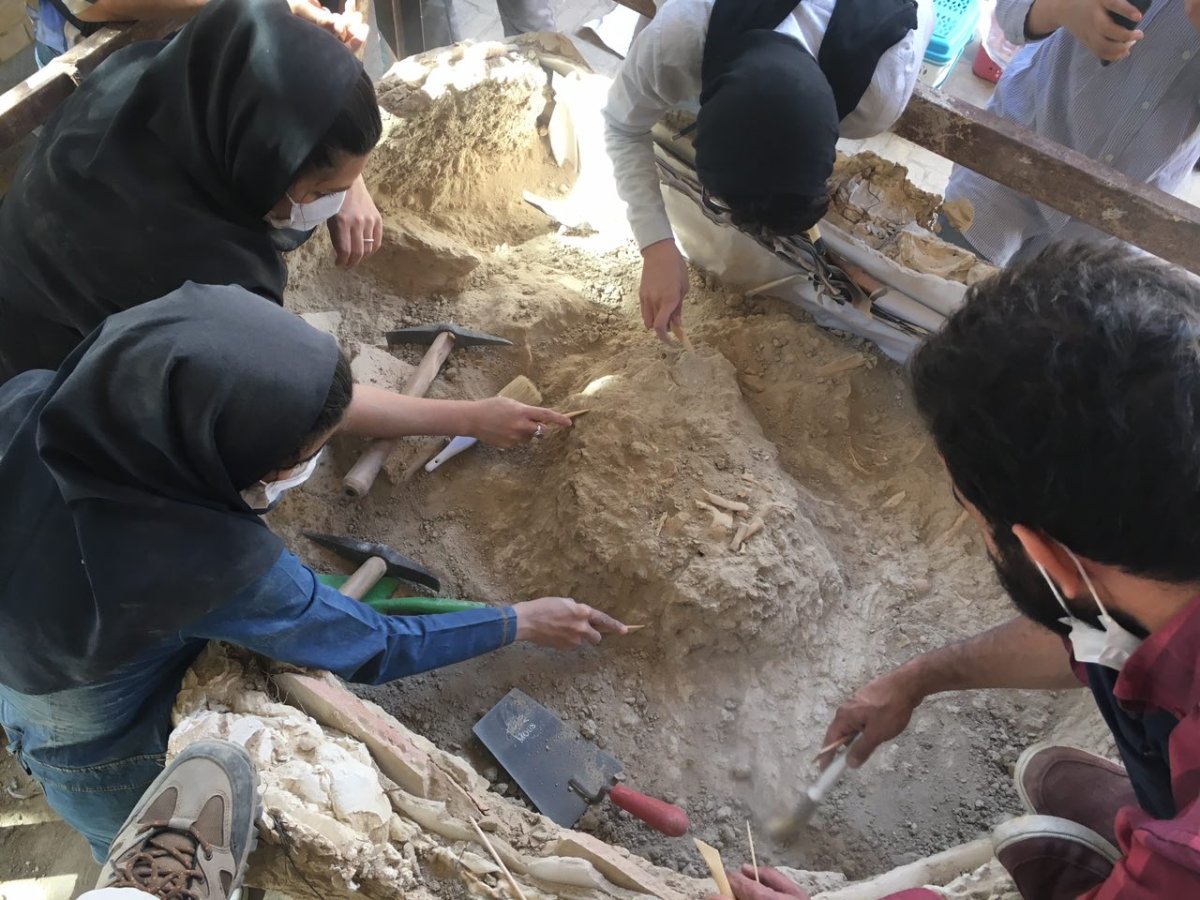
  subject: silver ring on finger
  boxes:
[363,238,376,244]
[533,423,546,440]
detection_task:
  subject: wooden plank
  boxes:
[0,17,182,152]
[894,86,1200,273]
[614,0,654,15]
[608,0,1200,273]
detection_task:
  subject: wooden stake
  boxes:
[702,490,750,513]
[672,324,695,352]
[470,818,528,900]
[746,821,760,883]
[694,839,732,897]
[812,733,854,763]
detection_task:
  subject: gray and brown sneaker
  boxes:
[1015,742,1136,847]
[96,741,260,900]
[993,814,1121,900]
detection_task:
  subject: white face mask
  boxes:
[1035,550,1144,671]
[267,190,347,231]
[240,449,324,514]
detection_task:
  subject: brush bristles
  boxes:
[498,375,542,405]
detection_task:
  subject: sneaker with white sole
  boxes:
[96,741,260,900]
[994,814,1121,900]
[1014,742,1136,847]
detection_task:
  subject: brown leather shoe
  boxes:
[1015,742,1136,847]
[96,741,260,900]
[994,815,1121,900]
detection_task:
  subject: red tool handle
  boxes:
[608,784,690,837]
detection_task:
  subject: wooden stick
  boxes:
[623,624,647,633]
[746,273,804,297]
[703,490,750,513]
[812,734,854,763]
[672,324,695,352]
[746,821,760,883]
[694,839,732,898]
[563,409,591,419]
[470,818,528,900]
[344,331,456,497]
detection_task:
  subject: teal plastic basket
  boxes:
[925,0,980,66]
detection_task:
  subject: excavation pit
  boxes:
[259,42,1087,895]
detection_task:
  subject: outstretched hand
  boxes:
[514,598,627,649]
[467,398,573,448]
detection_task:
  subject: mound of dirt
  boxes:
[273,42,1102,888]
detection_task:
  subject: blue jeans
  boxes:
[34,41,61,68]
[0,648,197,860]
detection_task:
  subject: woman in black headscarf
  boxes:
[0,283,626,858]
[603,0,931,344]
[0,0,386,382]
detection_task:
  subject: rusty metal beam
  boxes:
[613,0,655,16]
[607,0,1200,273]
[894,86,1200,273]
[0,18,183,153]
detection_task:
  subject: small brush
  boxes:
[768,734,860,844]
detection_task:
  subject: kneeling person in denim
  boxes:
[0,283,626,859]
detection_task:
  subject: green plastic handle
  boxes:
[366,596,487,615]
[315,573,485,615]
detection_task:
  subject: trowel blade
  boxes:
[473,689,623,828]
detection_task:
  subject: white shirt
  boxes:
[946,0,1200,265]
[603,0,936,249]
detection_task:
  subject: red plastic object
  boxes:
[609,784,691,836]
[972,44,1004,83]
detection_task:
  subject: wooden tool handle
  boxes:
[402,436,447,481]
[344,439,398,497]
[402,331,457,395]
[609,784,690,837]
[340,556,388,600]
[342,331,457,497]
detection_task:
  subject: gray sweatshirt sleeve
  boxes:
[602,0,706,250]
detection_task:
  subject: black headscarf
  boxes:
[695,0,918,203]
[0,0,363,377]
[0,284,340,695]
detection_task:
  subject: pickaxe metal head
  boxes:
[385,323,512,349]
[304,531,441,592]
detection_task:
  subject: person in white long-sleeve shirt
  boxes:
[604,0,934,343]
[942,0,1200,265]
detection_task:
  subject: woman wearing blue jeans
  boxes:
[0,285,622,858]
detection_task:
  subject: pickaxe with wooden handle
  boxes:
[341,323,512,498]
[304,531,442,595]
